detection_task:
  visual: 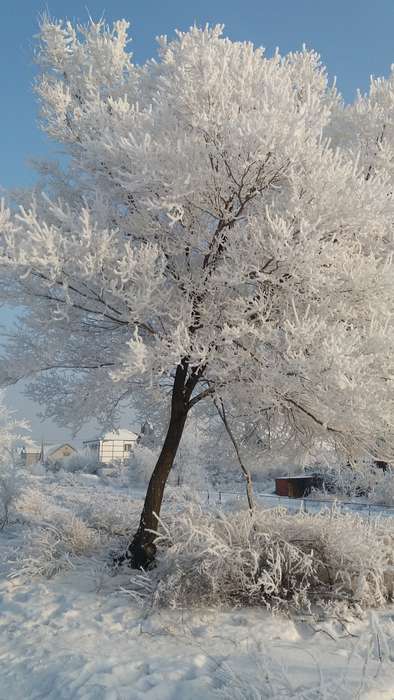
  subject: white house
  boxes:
[83,429,138,464]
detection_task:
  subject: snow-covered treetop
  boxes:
[1,18,394,458]
[329,65,394,183]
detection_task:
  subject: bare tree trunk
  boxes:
[214,398,255,512]
[126,364,192,568]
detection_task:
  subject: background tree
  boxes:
[0,392,31,528]
[1,18,394,565]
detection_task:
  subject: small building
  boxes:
[275,474,323,498]
[46,443,76,463]
[20,442,76,466]
[83,429,138,464]
[20,444,41,466]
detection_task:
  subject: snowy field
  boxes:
[1,469,394,700]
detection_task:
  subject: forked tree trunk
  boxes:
[126,365,191,568]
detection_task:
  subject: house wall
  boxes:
[275,477,289,497]
[99,439,135,463]
[25,452,41,466]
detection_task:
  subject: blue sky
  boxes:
[1,0,394,440]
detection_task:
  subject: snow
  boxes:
[1,567,393,699]
[0,469,393,699]
[84,430,139,444]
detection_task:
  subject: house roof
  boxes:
[22,444,41,454]
[83,429,138,444]
[46,443,76,456]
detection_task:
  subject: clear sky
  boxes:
[1,0,394,440]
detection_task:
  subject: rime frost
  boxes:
[1,19,394,460]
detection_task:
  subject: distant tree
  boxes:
[1,19,394,565]
[137,420,156,450]
[0,392,30,527]
[0,392,29,468]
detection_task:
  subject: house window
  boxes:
[124,443,132,452]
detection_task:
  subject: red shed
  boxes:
[275,475,323,498]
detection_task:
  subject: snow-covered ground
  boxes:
[201,487,394,519]
[1,469,393,699]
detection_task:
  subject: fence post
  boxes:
[219,491,222,503]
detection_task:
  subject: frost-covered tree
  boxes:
[0,392,29,467]
[0,392,30,527]
[1,19,394,565]
[329,67,394,184]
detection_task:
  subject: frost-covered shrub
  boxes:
[54,512,101,555]
[128,505,394,610]
[81,493,141,536]
[16,486,63,520]
[128,444,159,485]
[15,486,101,577]
[29,462,47,476]
[369,471,394,506]
[162,485,204,508]
[14,491,102,579]
[52,449,100,474]
[17,483,140,538]
[309,462,385,499]
[14,483,141,578]
[17,514,102,579]
[311,461,394,507]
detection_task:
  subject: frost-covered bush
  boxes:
[14,488,102,578]
[128,505,394,610]
[17,483,140,538]
[128,444,159,485]
[16,486,64,520]
[17,515,101,579]
[309,462,386,499]
[369,471,394,506]
[14,482,142,579]
[59,449,101,474]
[81,493,141,536]
[162,485,204,508]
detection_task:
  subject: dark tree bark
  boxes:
[125,362,199,568]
